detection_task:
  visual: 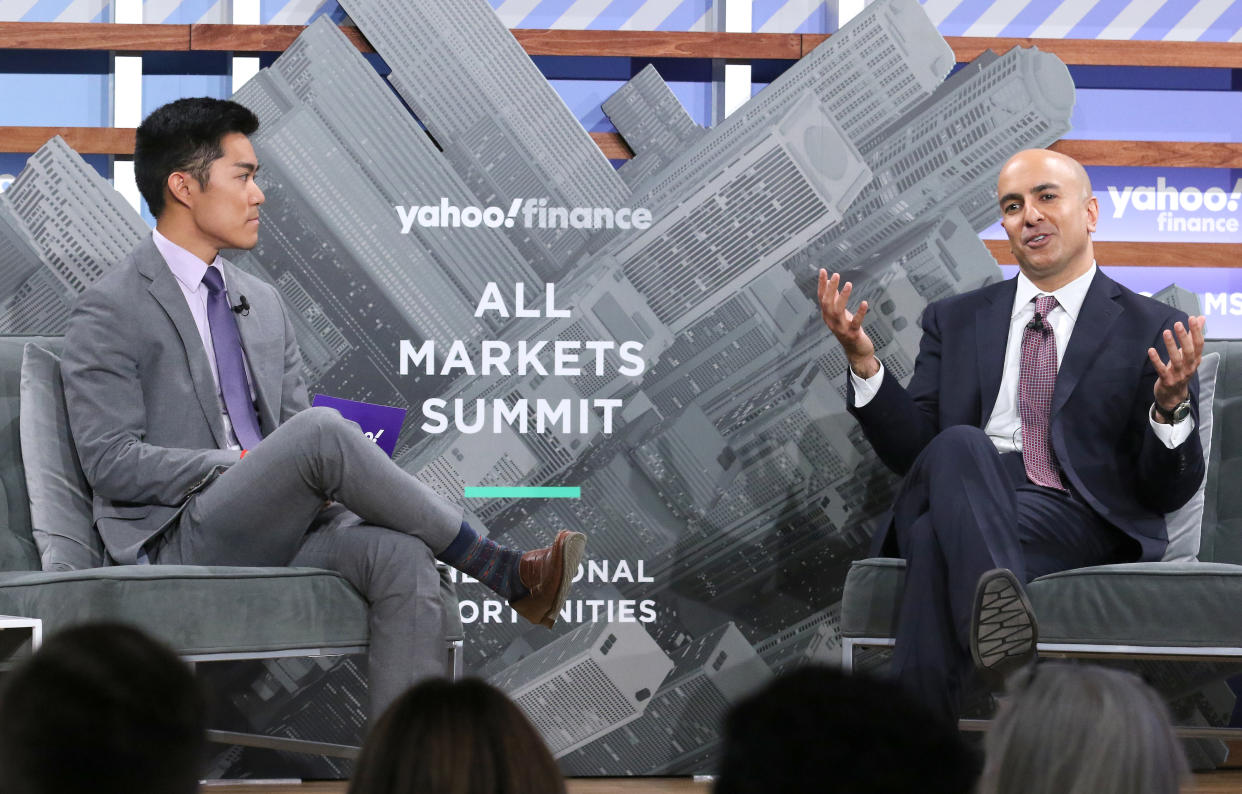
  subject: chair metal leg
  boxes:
[841,637,856,673]
[448,639,464,680]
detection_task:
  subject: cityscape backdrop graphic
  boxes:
[2,0,1202,777]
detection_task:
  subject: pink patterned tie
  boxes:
[1019,295,1065,490]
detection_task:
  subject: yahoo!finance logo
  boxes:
[1106,176,1242,235]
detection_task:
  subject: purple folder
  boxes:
[310,394,407,458]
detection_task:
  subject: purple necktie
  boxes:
[202,267,263,450]
[1019,295,1064,490]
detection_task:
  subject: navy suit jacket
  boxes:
[848,269,1204,563]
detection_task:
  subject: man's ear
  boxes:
[1085,194,1099,234]
[165,171,194,211]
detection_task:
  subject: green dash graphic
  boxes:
[464,486,581,499]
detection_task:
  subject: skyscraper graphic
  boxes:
[628,0,954,212]
[338,0,628,280]
[235,17,541,326]
[754,605,843,675]
[560,622,771,775]
[488,621,674,757]
[603,65,706,191]
[0,137,148,333]
[0,199,40,300]
[5,137,147,295]
[815,47,1076,267]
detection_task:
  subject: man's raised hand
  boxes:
[1148,315,1206,421]
[818,269,880,379]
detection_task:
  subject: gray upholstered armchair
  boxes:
[840,339,1242,742]
[0,335,463,758]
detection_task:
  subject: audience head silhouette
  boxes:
[0,622,205,794]
[978,662,1186,794]
[348,677,565,794]
[715,665,977,794]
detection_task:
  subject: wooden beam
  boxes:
[0,21,189,51]
[0,126,135,154]
[591,132,633,159]
[512,29,801,59]
[189,26,801,58]
[945,36,1242,68]
[190,23,373,53]
[985,239,1242,269]
[1050,140,1242,169]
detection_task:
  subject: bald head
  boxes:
[999,149,1092,201]
[996,148,1099,291]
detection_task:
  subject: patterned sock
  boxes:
[438,522,529,601]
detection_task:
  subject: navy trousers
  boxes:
[874,425,1135,721]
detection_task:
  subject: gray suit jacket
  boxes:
[61,238,309,564]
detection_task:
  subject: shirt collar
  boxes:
[1011,261,1097,323]
[152,228,226,293]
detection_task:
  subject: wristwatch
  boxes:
[1153,399,1192,424]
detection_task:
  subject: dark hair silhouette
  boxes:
[348,677,565,794]
[0,622,206,794]
[716,665,977,794]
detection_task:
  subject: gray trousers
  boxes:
[149,407,464,719]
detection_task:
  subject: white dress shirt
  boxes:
[850,264,1193,452]
[152,228,257,451]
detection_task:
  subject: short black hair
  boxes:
[134,97,259,218]
[715,666,978,794]
[0,622,207,794]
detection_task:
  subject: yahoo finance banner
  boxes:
[1093,167,1242,243]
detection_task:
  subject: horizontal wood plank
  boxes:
[512,29,801,59]
[985,239,1242,269]
[591,132,634,159]
[945,36,1242,68]
[0,21,188,51]
[0,126,135,154]
[190,23,373,53]
[1050,140,1242,168]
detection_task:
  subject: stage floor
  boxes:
[199,773,1242,793]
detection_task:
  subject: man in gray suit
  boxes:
[61,97,585,719]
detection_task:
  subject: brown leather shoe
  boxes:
[510,530,586,627]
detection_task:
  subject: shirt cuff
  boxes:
[1148,405,1196,449]
[850,362,886,408]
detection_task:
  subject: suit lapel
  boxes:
[1053,270,1122,416]
[136,241,231,449]
[976,279,1015,424]
[224,262,282,434]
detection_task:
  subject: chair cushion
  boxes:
[841,558,1242,650]
[0,565,369,655]
[1162,351,1219,562]
[1028,562,1242,647]
[18,343,102,571]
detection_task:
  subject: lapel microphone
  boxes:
[1026,311,1050,335]
[231,295,251,316]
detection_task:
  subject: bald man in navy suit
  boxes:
[818,148,1205,721]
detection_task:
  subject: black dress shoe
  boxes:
[970,568,1038,688]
